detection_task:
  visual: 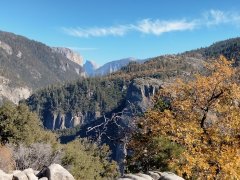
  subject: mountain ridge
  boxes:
[0,30,84,104]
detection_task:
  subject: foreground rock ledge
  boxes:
[118,171,185,180]
[0,164,75,180]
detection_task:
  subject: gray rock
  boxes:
[52,47,83,66]
[12,170,22,175]
[0,170,13,180]
[120,173,151,180]
[159,172,185,180]
[13,171,28,180]
[33,170,39,176]
[148,171,161,180]
[23,168,38,180]
[39,178,48,180]
[46,164,74,180]
[118,172,184,180]
[126,78,163,114]
[136,173,153,180]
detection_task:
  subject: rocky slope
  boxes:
[0,30,84,104]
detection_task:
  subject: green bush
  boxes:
[62,139,119,180]
[0,101,57,145]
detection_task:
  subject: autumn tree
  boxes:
[128,56,240,179]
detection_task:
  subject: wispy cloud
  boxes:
[62,9,240,38]
[136,19,196,35]
[62,25,132,38]
[203,9,240,26]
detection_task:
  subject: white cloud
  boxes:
[135,19,196,35]
[62,20,195,38]
[203,9,240,26]
[62,9,240,38]
[62,25,132,38]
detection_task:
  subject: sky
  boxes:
[0,0,240,65]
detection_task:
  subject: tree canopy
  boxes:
[129,57,240,179]
[0,102,56,145]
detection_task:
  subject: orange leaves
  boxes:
[129,57,240,178]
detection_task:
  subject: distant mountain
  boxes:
[95,57,136,76]
[0,30,84,104]
[52,47,84,66]
[84,57,137,77]
[83,60,99,76]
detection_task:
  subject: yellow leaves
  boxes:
[129,57,240,179]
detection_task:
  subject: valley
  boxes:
[1,26,240,179]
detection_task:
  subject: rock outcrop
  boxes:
[114,78,163,173]
[44,164,74,180]
[43,111,98,130]
[0,76,31,105]
[0,164,75,180]
[52,47,84,66]
[118,171,184,180]
[0,40,13,55]
[125,78,163,113]
[0,170,13,180]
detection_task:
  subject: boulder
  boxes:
[159,172,184,180]
[148,171,161,180]
[23,168,38,180]
[118,172,184,180]
[119,173,152,180]
[136,173,153,180]
[46,164,74,180]
[39,178,48,180]
[0,170,13,180]
[13,171,28,180]
[12,170,22,175]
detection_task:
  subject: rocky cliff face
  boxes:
[51,47,84,66]
[0,76,31,105]
[43,111,100,130]
[41,77,162,130]
[125,78,163,113]
[114,78,163,173]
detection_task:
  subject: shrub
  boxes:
[0,101,57,145]
[9,143,62,170]
[62,138,119,180]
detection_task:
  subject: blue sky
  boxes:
[0,0,240,65]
